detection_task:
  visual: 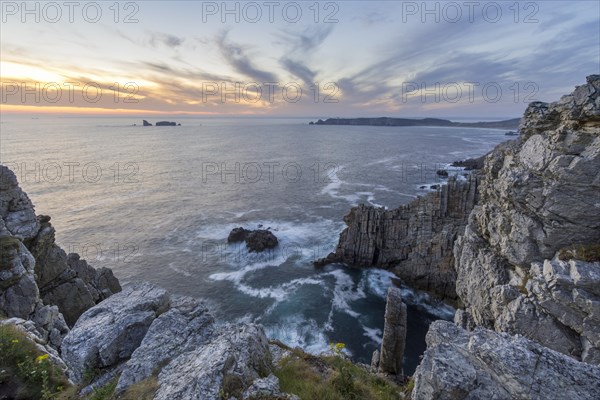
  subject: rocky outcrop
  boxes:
[376,286,407,375]
[61,282,170,383]
[318,176,479,301]
[115,294,215,392]
[61,281,288,399]
[412,321,600,400]
[228,227,279,253]
[453,75,600,363]
[1,164,120,353]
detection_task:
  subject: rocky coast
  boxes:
[1,76,599,399]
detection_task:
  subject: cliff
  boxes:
[318,175,479,302]
[452,75,600,364]
[409,75,600,397]
[0,165,120,347]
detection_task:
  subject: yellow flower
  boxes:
[35,354,49,363]
[335,343,346,350]
[11,339,19,343]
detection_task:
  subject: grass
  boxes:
[272,344,406,400]
[0,324,71,399]
[558,243,600,262]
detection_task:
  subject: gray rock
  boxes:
[378,286,407,375]
[116,295,215,393]
[1,163,121,331]
[155,323,273,400]
[61,282,170,383]
[452,75,600,363]
[1,317,68,372]
[412,321,600,400]
[242,374,299,400]
[317,175,479,301]
[0,166,39,240]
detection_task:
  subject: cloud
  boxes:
[279,58,317,84]
[215,30,278,83]
[148,32,185,48]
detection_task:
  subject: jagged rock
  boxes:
[0,236,39,318]
[61,282,170,383]
[228,227,279,253]
[116,295,215,393]
[142,120,152,126]
[370,349,380,370]
[245,230,278,252]
[0,164,121,329]
[318,176,479,301]
[453,75,600,363]
[412,321,600,400]
[228,227,251,243]
[154,324,273,400]
[0,166,39,240]
[28,223,121,326]
[156,121,178,126]
[378,286,407,375]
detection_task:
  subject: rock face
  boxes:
[318,176,479,301]
[61,282,170,383]
[61,281,283,399]
[412,321,600,400]
[453,75,600,363]
[0,165,121,329]
[1,165,120,351]
[377,286,407,375]
[228,227,279,253]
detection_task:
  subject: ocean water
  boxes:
[0,116,509,373]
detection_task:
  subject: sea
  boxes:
[0,115,511,374]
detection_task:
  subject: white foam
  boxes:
[365,269,397,298]
[263,315,333,355]
[362,325,383,345]
[364,269,455,320]
[168,261,193,277]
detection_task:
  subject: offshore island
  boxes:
[1,76,599,399]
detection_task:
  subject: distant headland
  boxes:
[309,117,521,129]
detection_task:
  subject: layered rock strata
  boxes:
[318,175,479,302]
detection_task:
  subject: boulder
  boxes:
[154,324,273,400]
[228,227,250,243]
[412,321,600,400]
[245,230,278,252]
[228,227,279,253]
[61,282,170,383]
[116,295,215,393]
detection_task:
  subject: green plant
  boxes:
[87,378,117,400]
[272,343,406,400]
[0,324,71,399]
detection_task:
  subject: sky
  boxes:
[1,0,599,118]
